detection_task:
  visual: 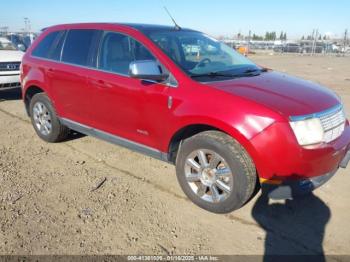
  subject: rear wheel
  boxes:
[30,93,69,142]
[176,131,257,213]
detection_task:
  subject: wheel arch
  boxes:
[167,120,259,168]
[23,85,46,116]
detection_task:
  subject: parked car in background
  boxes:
[341,46,350,53]
[6,34,26,51]
[183,44,201,55]
[300,44,324,54]
[0,37,24,89]
[21,23,350,213]
[273,43,302,53]
[250,42,274,50]
[5,33,37,52]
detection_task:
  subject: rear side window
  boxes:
[32,31,60,58]
[61,29,99,66]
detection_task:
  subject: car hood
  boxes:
[0,50,24,62]
[204,71,340,117]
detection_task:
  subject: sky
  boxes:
[0,0,349,39]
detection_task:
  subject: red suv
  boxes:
[21,23,350,213]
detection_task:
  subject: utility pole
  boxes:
[344,29,348,55]
[309,29,315,56]
[248,30,251,53]
[24,17,31,34]
[311,29,318,56]
[0,26,9,36]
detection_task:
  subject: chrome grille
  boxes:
[0,62,21,71]
[319,106,346,143]
[0,82,21,89]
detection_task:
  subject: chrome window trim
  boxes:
[30,54,178,88]
[59,30,68,61]
[60,118,170,163]
[31,29,179,87]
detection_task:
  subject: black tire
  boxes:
[29,93,69,142]
[175,131,257,213]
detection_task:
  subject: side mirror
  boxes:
[129,60,168,82]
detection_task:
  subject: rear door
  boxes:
[49,29,101,126]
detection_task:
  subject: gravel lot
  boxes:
[0,54,349,256]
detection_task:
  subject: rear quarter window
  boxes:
[48,31,66,61]
[32,31,60,58]
[61,29,99,67]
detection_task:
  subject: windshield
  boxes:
[147,30,261,81]
[0,39,17,51]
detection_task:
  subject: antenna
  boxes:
[164,6,181,30]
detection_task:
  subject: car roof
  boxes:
[44,23,197,34]
[116,23,196,33]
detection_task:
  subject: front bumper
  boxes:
[340,148,350,168]
[261,169,336,199]
[262,149,350,199]
[250,121,350,180]
[0,74,21,89]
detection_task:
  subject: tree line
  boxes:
[301,35,330,40]
[251,31,287,41]
[250,31,331,41]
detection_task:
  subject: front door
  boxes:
[88,31,172,149]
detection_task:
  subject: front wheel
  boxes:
[176,131,257,213]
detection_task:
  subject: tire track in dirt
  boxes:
[0,106,260,229]
[0,105,329,255]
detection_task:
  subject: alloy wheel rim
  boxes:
[33,102,52,136]
[184,149,233,203]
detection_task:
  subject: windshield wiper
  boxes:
[190,68,268,79]
[243,68,269,74]
[190,72,237,78]
[242,68,269,74]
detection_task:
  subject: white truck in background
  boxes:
[0,37,24,89]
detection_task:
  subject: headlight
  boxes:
[290,118,324,146]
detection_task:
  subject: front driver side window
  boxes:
[98,32,156,75]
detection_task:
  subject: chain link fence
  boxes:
[224,39,350,56]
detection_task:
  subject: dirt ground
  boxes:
[0,54,350,256]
